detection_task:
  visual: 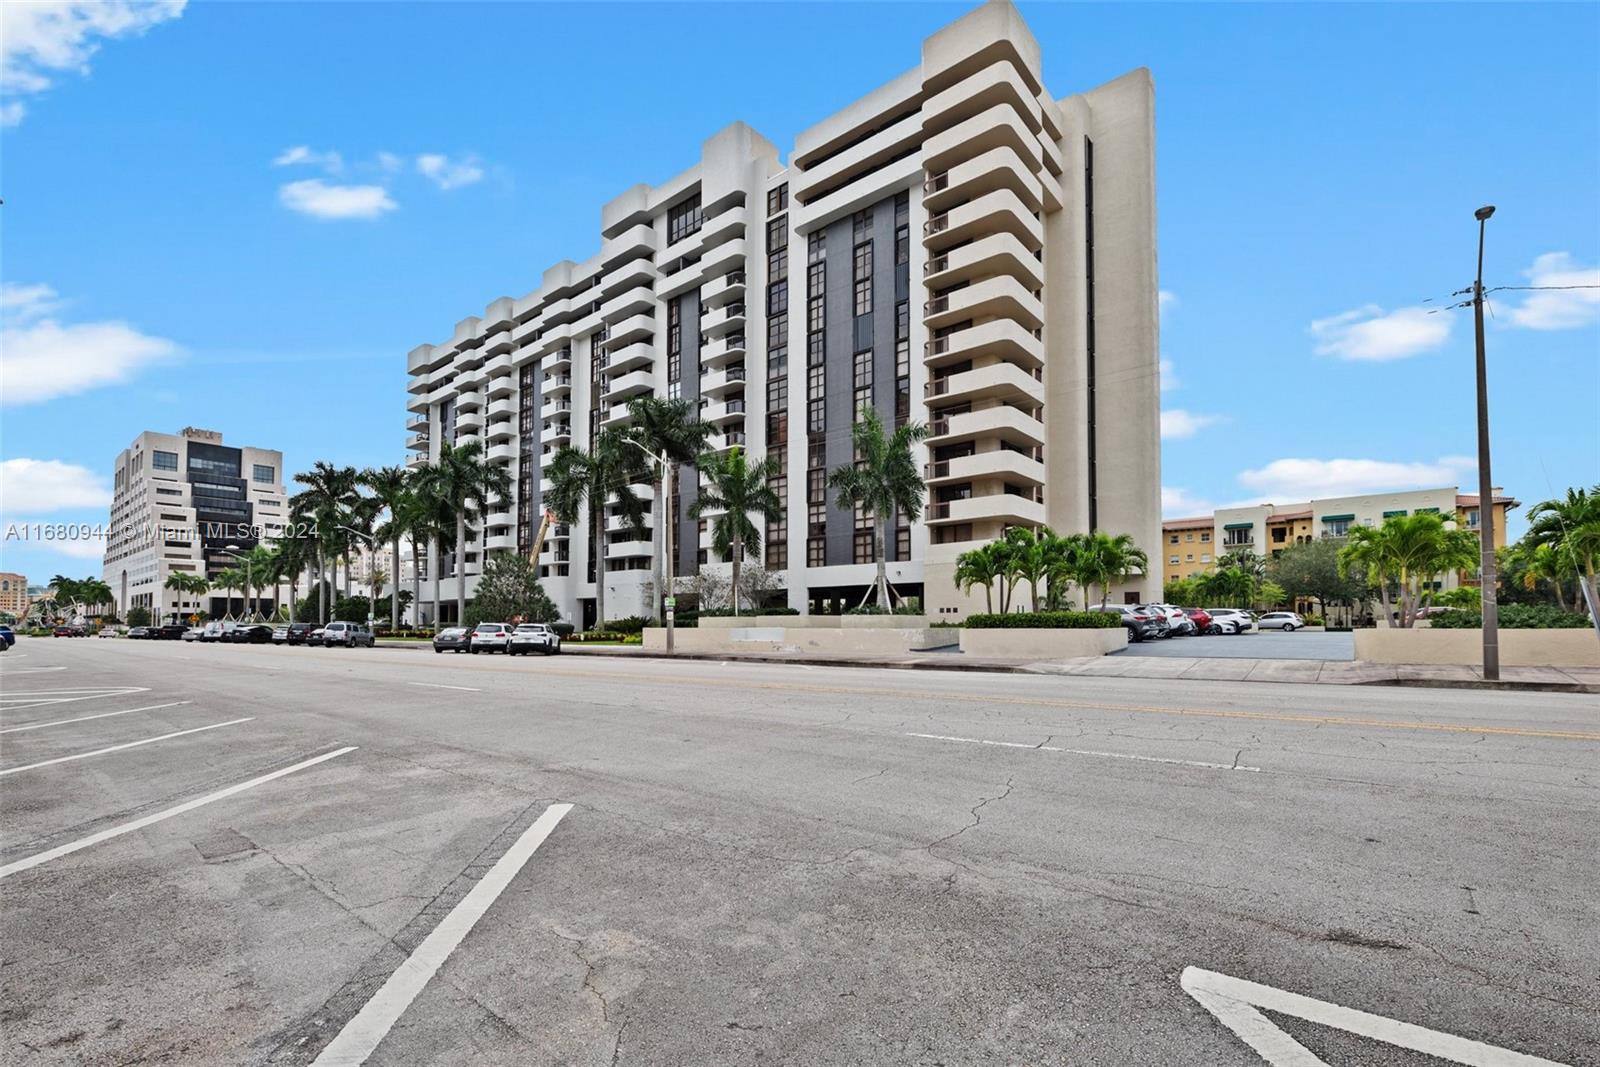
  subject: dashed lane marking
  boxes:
[0,718,254,776]
[0,746,357,879]
[907,732,1262,772]
[405,682,482,692]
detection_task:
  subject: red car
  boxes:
[1181,608,1214,634]
[53,625,83,637]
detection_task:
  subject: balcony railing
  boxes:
[726,365,746,381]
[925,460,950,479]
[923,213,950,237]
[924,254,949,276]
[925,377,950,397]
[928,416,950,437]
[926,336,951,357]
[924,171,949,195]
[924,295,951,316]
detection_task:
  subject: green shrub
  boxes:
[1429,604,1592,629]
[608,616,650,635]
[126,606,152,627]
[964,611,1120,629]
[698,606,800,617]
[551,622,576,638]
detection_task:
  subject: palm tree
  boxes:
[425,442,513,625]
[362,465,414,631]
[826,409,930,611]
[626,396,714,623]
[1077,532,1150,608]
[1520,541,1576,612]
[1337,513,1477,628]
[953,542,1005,614]
[79,578,114,619]
[1002,526,1055,613]
[241,544,275,620]
[267,535,311,622]
[292,461,361,624]
[213,567,241,620]
[1528,486,1600,630]
[546,429,648,628]
[692,446,780,616]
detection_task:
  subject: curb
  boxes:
[1354,677,1600,695]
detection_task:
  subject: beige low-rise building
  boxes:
[0,572,29,620]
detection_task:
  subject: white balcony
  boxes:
[922,59,1043,143]
[606,341,654,374]
[541,422,572,445]
[701,270,746,309]
[700,397,748,425]
[406,433,429,452]
[545,348,572,372]
[485,419,515,444]
[926,491,1046,528]
[922,187,1043,254]
[541,396,573,420]
[926,405,1045,450]
[485,531,516,552]
[924,449,1045,488]
[603,367,654,403]
[709,429,749,452]
[701,332,747,368]
[924,274,1043,332]
[925,360,1044,408]
[923,230,1043,291]
[600,282,654,324]
[407,453,428,470]
[455,407,483,432]
[702,301,746,338]
[456,389,484,411]
[608,313,654,348]
[700,237,746,278]
[601,222,655,267]
[925,318,1043,371]
[923,145,1044,216]
[487,395,517,420]
[699,364,747,397]
[543,372,572,396]
[487,441,517,464]
[607,539,654,561]
[923,102,1044,177]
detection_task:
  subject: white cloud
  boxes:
[1160,408,1224,440]
[1158,290,1177,318]
[41,533,110,561]
[1504,252,1600,331]
[1236,455,1475,501]
[0,458,111,513]
[272,144,344,173]
[0,1,184,125]
[278,179,397,221]
[1,283,178,404]
[376,151,404,174]
[1311,303,1451,362]
[1158,358,1178,393]
[416,153,484,191]
[1161,486,1214,518]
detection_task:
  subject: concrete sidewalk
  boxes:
[377,639,1600,693]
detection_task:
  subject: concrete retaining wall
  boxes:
[697,615,931,630]
[958,628,1127,658]
[1354,628,1600,667]
[644,624,956,654]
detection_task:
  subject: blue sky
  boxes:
[2,0,1597,586]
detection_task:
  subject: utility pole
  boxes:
[1472,205,1499,681]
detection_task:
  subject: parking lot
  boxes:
[1120,630,1356,661]
[2,638,1594,1065]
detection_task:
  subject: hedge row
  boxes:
[963,611,1120,630]
[1429,604,1593,629]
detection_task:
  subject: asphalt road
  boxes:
[2,638,1596,1066]
[1121,630,1356,660]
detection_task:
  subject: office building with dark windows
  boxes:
[102,427,288,622]
[405,0,1159,625]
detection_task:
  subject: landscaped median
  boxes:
[642,610,1126,659]
[958,611,1127,657]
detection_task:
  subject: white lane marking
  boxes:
[0,687,150,711]
[310,802,574,1066]
[1180,966,1569,1066]
[0,701,194,735]
[1,666,67,674]
[0,746,357,880]
[906,732,1260,772]
[405,682,482,692]
[0,718,254,776]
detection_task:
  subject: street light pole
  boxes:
[337,524,379,633]
[222,543,253,622]
[1472,205,1499,681]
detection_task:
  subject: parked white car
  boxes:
[1206,608,1256,635]
[507,623,561,656]
[1256,611,1306,632]
[469,622,511,654]
[1138,604,1195,637]
[320,621,375,647]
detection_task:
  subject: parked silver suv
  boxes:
[508,623,562,656]
[320,621,375,648]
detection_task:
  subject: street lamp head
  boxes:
[1474,205,1496,222]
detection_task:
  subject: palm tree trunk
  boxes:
[984,580,993,614]
[875,518,890,612]
[391,538,402,631]
[316,551,327,623]
[1029,579,1039,613]
[430,540,442,629]
[651,476,665,624]
[410,539,422,629]
[456,514,467,624]
[732,534,743,617]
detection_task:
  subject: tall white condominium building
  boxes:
[102,427,288,621]
[405,0,1160,626]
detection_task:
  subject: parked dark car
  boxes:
[53,625,81,637]
[1089,604,1168,643]
[155,623,189,639]
[232,624,275,644]
[284,622,317,645]
[433,627,471,653]
[0,625,15,650]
